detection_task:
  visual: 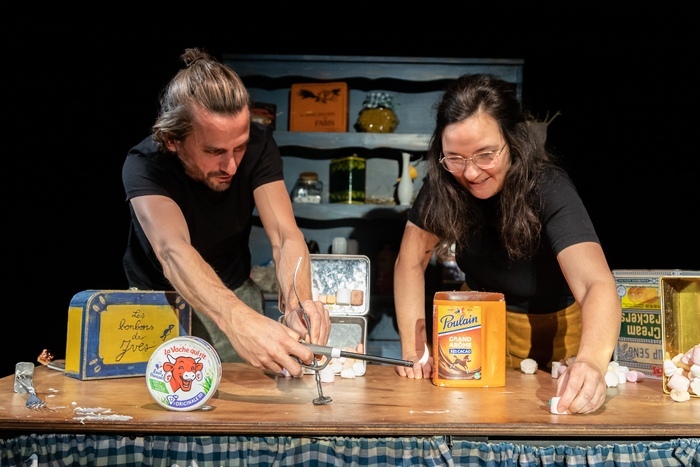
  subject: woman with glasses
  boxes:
[393,74,621,414]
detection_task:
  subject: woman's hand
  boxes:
[396,343,432,379]
[554,359,607,414]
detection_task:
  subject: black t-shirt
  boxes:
[122,122,283,291]
[409,169,600,313]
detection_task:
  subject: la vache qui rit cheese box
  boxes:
[65,290,192,380]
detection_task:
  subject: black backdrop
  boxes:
[5,6,696,377]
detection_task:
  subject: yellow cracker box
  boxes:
[613,269,700,379]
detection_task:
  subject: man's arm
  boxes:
[254,180,330,346]
[129,193,315,375]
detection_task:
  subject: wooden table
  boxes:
[1,362,698,439]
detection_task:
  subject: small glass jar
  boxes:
[291,172,323,203]
[354,92,399,133]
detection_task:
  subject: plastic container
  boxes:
[432,291,506,387]
[291,172,323,203]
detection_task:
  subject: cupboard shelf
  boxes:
[226,54,523,266]
[273,131,431,153]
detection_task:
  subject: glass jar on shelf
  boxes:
[354,92,399,133]
[290,172,323,203]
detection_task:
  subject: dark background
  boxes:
[6,6,696,377]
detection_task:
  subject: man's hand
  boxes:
[226,310,316,377]
[284,299,330,345]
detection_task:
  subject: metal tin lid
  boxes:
[310,254,370,315]
[145,336,222,411]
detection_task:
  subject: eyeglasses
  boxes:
[438,142,507,172]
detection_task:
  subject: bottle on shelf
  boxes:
[397,152,414,206]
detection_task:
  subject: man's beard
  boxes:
[180,157,231,192]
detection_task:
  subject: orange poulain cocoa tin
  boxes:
[432,291,506,387]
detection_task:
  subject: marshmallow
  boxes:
[670,388,691,402]
[664,359,679,377]
[330,359,343,374]
[604,370,619,388]
[616,367,629,385]
[549,396,567,415]
[690,378,700,396]
[352,360,365,375]
[626,371,645,383]
[690,364,700,379]
[672,353,691,372]
[667,371,691,392]
[319,365,335,383]
[551,361,561,379]
[520,358,538,374]
[691,344,700,365]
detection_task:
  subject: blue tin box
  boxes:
[65,290,192,380]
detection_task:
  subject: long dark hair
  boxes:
[417,74,560,260]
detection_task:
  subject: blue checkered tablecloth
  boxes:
[1,435,698,466]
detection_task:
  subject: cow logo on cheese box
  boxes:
[163,354,203,392]
[145,336,221,411]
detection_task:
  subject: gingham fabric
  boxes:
[450,438,700,466]
[1,435,698,466]
[361,92,396,110]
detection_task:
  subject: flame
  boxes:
[417,343,429,366]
